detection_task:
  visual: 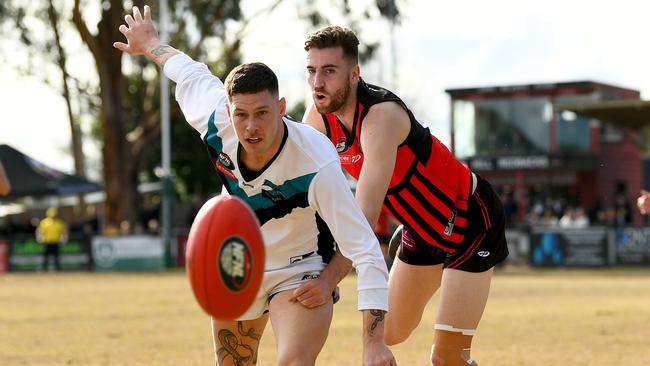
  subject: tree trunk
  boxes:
[94,3,139,232]
[47,0,88,218]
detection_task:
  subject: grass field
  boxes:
[2,267,650,365]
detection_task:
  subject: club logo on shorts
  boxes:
[301,272,320,281]
[477,251,490,257]
[218,236,253,292]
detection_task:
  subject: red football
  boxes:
[186,194,265,319]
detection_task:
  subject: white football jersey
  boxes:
[164,54,388,311]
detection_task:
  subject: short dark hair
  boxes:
[304,26,359,63]
[224,62,279,99]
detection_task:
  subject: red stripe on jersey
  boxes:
[389,145,416,188]
[455,198,469,212]
[399,189,449,240]
[389,191,464,249]
[386,195,445,249]
[409,174,453,223]
[416,164,459,208]
[410,168,468,231]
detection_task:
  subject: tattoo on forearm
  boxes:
[368,309,386,337]
[216,321,261,366]
[151,45,172,57]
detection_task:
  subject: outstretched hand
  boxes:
[113,5,160,55]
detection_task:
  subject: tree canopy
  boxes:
[1,0,400,231]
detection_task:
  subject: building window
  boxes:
[453,96,550,159]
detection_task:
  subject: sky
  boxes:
[1,0,650,178]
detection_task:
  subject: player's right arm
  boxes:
[112,5,179,68]
[113,5,228,136]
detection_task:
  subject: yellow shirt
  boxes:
[37,218,67,244]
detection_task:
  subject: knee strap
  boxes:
[432,326,477,365]
[434,323,476,336]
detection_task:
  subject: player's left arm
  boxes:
[356,102,410,228]
[291,103,351,309]
[289,250,351,308]
[362,309,396,366]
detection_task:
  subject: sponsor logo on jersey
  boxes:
[218,152,234,170]
[261,179,286,202]
[477,251,490,257]
[215,162,237,180]
[219,236,252,292]
[444,210,457,236]
[340,154,362,165]
[215,152,237,180]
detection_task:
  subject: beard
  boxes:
[315,81,352,114]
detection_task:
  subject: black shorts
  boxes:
[397,174,509,272]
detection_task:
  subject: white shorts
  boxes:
[236,254,326,321]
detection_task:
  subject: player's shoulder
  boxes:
[359,80,410,122]
[364,100,410,134]
[284,117,338,167]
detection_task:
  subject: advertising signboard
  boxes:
[92,235,164,271]
[7,233,91,271]
[530,227,610,267]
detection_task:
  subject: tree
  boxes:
[2,0,401,232]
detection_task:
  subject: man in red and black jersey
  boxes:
[302,26,509,366]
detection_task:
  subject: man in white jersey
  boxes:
[114,6,396,366]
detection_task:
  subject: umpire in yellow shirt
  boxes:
[36,207,68,271]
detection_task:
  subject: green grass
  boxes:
[1,267,649,365]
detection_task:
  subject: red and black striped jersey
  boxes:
[321,79,473,253]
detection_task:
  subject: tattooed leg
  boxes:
[212,316,268,366]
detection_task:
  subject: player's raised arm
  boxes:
[113,5,227,135]
[113,5,179,68]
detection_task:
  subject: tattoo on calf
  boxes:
[368,309,386,337]
[216,322,262,366]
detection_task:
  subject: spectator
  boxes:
[558,207,589,228]
[36,207,68,271]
